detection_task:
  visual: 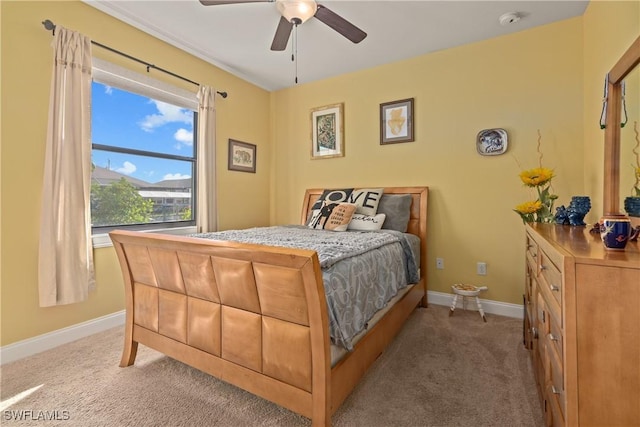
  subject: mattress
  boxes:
[193,226,420,351]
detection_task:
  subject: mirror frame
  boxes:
[603,35,640,216]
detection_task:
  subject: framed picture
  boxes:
[228,139,256,173]
[380,98,414,144]
[476,128,508,156]
[311,103,344,159]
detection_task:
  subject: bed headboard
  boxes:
[300,187,429,280]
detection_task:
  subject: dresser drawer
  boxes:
[533,344,545,394]
[547,332,566,423]
[526,233,539,269]
[546,382,565,427]
[536,292,548,361]
[548,314,563,362]
[536,292,548,335]
[525,263,537,315]
[523,304,533,350]
[539,250,562,309]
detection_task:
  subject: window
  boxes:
[90,59,199,235]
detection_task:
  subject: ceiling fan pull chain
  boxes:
[293,24,298,84]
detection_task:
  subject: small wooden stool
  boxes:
[449,284,488,322]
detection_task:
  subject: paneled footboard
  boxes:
[110,231,333,425]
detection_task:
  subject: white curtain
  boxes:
[196,86,217,232]
[38,27,94,307]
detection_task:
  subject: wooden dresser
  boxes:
[523,223,640,426]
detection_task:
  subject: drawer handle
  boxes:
[531,327,538,339]
[549,333,559,342]
[539,264,546,271]
[551,385,561,395]
[550,284,560,292]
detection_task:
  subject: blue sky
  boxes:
[91,81,194,184]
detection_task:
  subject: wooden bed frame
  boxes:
[110,186,428,426]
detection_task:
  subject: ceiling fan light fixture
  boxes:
[276,0,317,24]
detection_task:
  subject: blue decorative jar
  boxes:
[554,196,591,226]
[624,196,640,217]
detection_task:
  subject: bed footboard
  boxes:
[110,186,428,426]
[110,230,332,426]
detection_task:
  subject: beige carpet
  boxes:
[1,304,544,426]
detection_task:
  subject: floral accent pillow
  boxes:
[308,202,357,231]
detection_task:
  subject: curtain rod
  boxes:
[42,19,228,99]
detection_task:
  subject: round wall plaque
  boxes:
[477,128,508,156]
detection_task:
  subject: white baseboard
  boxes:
[0,310,125,366]
[1,293,522,365]
[427,290,524,320]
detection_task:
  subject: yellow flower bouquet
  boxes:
[514,167,558,224]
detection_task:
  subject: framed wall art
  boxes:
[310,103,344,159]
[228,139,256,173]
[476,128,508,156]
[380,98,414,144]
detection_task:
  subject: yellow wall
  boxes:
[1,0,638,347]
[0,1,271,346]
[272,18,585,305]
[271,2,638,307]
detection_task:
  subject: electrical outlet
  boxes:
[477,262,487,275]
[436,258,444,270]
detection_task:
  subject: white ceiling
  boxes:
[84,0,589,92]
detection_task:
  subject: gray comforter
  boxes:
[193,226,419,350]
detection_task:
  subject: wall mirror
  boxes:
[603,35,640,216]
[620,65,640,210]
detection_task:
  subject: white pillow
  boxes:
[348,213,386,231]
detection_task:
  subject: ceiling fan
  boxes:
[199,0,367,51]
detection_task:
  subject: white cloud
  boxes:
[139,100,193,132]
[104,85,113,95]
[115,161,136,175]
[163,173,191,180]
[174,128,193,145]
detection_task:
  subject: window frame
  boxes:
[90,59,200,246]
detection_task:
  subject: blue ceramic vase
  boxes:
[624,197,640,217]
[600,215,632,250]
[554,196,591,226]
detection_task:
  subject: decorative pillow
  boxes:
[311,188,354,210]
[348,213,386,231]
[308,202,357,231]
[377,194,412,232]
[346,188,384,216]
